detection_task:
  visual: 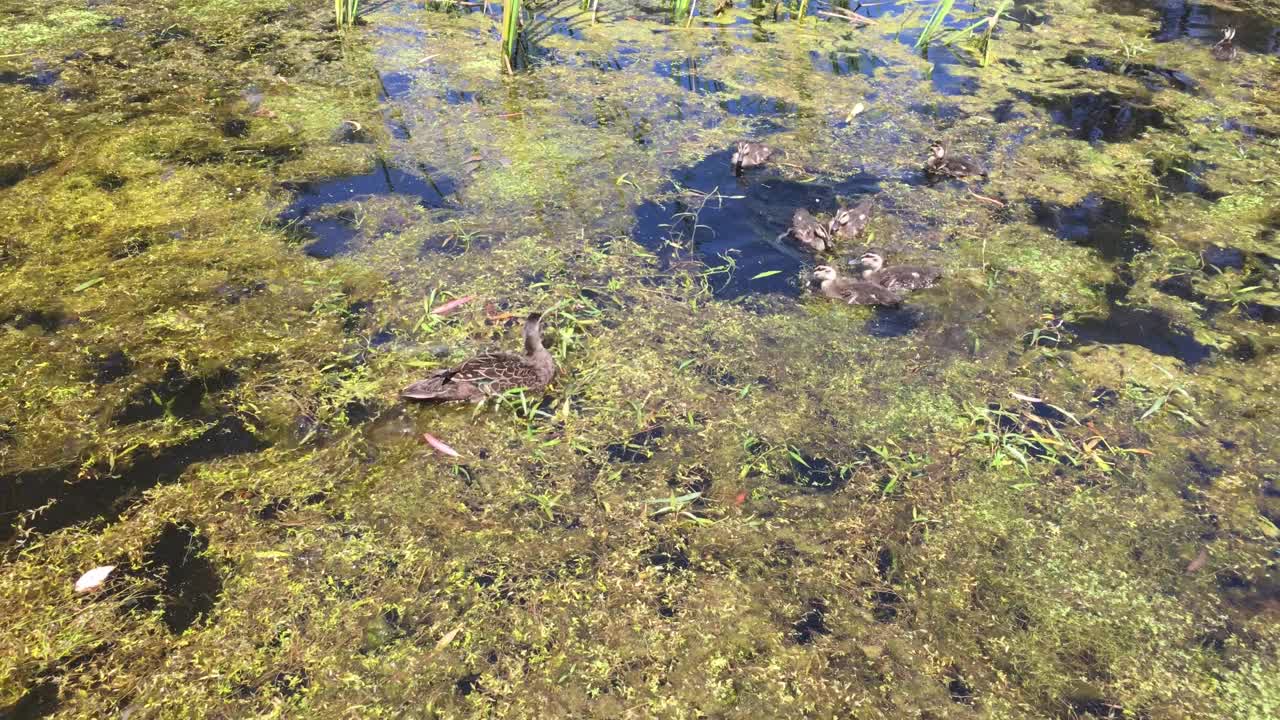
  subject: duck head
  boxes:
[857,251,886,273]
[812,265,839,283]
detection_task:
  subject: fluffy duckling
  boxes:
[402,313,556,402]
[812,265,901,306]
[924,141,987,180]
[786,208,832,253]
[855,251,942,293]
[731,140,773,174]
[828,197,874,240]
[1212,27,1237,61]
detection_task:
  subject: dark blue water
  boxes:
[280,163,454,258]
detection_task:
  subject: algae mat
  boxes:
[1,0,1278,717]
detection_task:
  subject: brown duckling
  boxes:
[924,141,987,179]
[854,251,942,293]
[784,208,833,253]
[731,140,773,174]
[812,265,902,306]
[402,313,556,402]
[1212,27,1237,61]
[828,197,874,240]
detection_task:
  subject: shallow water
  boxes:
[2,0,1279,717]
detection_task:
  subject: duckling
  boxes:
[812,265,902,306]
[784,208,833,252]
[402,313,556,402]
[1212,27,1237,61]
[828,197,874,241]
[855,251,942,293]
[924,141,987,180]
[731,140,773,174]
[712,0,734,15]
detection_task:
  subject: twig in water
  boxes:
[969,190,1006,208]
[817,8,877,25]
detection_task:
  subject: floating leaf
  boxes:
[253,551,290,559]
[73,277,105,293]
[74,565,116,593]
[435,626,463,651]
[431,295,475,316]
[750,270,783,280]
[422,432,460,458]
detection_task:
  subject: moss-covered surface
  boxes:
[2,0,1279,717]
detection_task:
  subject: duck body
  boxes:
[402,313,556,402]
[731,141,773,174]
[787,208,832,252]
[828,198,874,240]
[856,252,942,294]
[812,265,901,306]
[1212,27,1237,61]
[925,141,987,179]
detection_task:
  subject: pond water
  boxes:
[1,0,1279,717]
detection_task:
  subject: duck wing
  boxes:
[402,352,534,401]
[843,281,902,306]
[449,352,539,391]
[875,266,942,292]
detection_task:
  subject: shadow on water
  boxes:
[1063,51,1199,94]
[922,45,980,97]
[0,417,265,545]
[632,149,881,299]
[1068,304,1212,365]
[808,48,881,76]
[865,305,928,338]
[653,57,726,94]
[137,521,223,634]
[1097,0,1280,55]
[1030,194,1152,261]
[1022,90,1168,143]
[279,161,455,258]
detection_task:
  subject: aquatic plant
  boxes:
[334,0,360,29]
[673,0,695,26]
[974,0,1009,66]
[914,0,954,49]
[501,0,524,72]
[941,0,1010,67]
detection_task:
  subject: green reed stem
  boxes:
[500,0,523,73]
[914,0,954,49]
[334,0,360,29]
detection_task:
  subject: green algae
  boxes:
[2,0,1280,717]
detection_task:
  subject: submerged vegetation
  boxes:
[1,0,1279,717]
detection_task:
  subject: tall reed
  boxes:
[975,0,1010,67]
[500,0,523,73]
[334,0,360,29]
[797,0,809,21]
[914,0,954,49]
[673,0,695,26]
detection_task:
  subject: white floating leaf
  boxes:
[422,432,460,458]
[435,625,463,651]
[75,565,116,593]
